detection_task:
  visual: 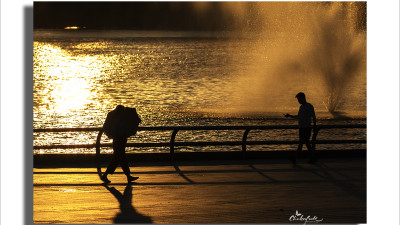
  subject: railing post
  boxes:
[170,129,179,160]
[242,129,251,159]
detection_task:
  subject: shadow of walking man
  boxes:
[103,183,153,224]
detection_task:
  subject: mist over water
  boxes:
[208,2,366,117]
[308,4,366,115]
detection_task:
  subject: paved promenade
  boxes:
[34,158,366,224]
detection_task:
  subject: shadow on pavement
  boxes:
[102,183,153,223]
[296,162,366,202]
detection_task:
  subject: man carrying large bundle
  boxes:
[101,105,141,184]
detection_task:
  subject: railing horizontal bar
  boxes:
[33,124,366,133]
[152,140,366,146]
[33,139,366,149]
[314,140,367,144]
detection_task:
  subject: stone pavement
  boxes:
[33,158,366,224]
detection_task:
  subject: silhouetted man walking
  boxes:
[285,92,317,164]
[101,105,141,183]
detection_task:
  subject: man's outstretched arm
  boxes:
[284,113,298,119]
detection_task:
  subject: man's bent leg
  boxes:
[120,154,131,176]
[104,154,119,175]
[101,138,126,183]
[291,143,303,164]
[305,140,317,162]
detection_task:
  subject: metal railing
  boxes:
[34,124,366,158]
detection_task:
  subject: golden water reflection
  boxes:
[34,43,109,114]
[33,30,366,154]
[34,42,118,152]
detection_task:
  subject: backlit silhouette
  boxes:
[101,105,141,183]
[284,92,317,164]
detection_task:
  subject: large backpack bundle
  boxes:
[103,105,141,139]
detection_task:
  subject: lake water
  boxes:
[33,30,366,153]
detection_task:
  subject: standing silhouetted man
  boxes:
[284,92,317,164]
[101,105,141,183]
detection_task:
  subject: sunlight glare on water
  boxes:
[34,43,111,115]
